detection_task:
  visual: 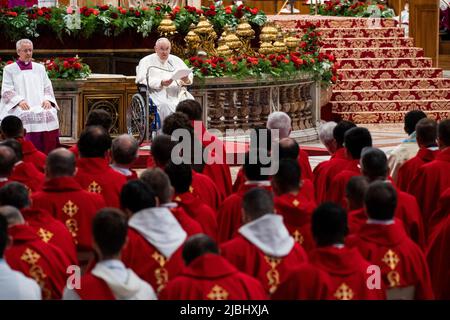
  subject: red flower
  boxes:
[63,61,70,69]
[225,6,232,14]
[6,11,18,17]
[282,59,289,64]
[37,9,43,16]
[378,4,384,10]
[155,6,161,11]
[187,6,196,13]
[120,9,127,14]
[310,58,315,64]
[209,5,215,10]
[84,11,91,17]
[276,55,283,61]
[299,41,307,48]
[200,67,208,75]
[205,9,216,17]
[327,54,335,62]
[6,60,13,65]
[73,62,82,70]
[196,9,204,15]
[92,9,99,16]
[173,6,180,14]
[250,8,258,15]
[100,5,109,11]
[331,76,337,83]
[135,11,141,17]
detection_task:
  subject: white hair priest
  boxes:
[0,39,59,154]
[135,37,194,128]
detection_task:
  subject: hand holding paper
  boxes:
[171,68,193,81]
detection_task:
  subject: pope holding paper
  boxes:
[136,38,194,126]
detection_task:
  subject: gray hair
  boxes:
[267,112,291,139]
[111,134,139,165]
[16,39,33,52]
[155,37,171,48]
[0,205,24,226]
[318,121,337,144]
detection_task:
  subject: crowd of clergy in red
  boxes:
[0,100,449,300]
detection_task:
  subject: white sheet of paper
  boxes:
[171,68,192,80]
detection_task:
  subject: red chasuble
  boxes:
[327,159,360,206]
[18,138,46,173]
[299,149,313,181]
[220,235,308,295]
[397,148,439,192]
[68,144,79,158]
[10,161,44,192]
[75,273,115,300]
[313,148,348,204]
[426,215,450,299]
[167,205,203,236]
[174,192,218,240]
[217,183,272,244]
[5,224,71,300]
[159,254,268,300]
[274,193,316,252]
[74,157,127,208]
[191,170,222,210]
[271,263,331,300]
[347,222,433,299]
[395,188,425,247]
[347,208,368,235]
[121,228,185,294]
[408,148,450,233]
[21,207,78,265]
[428,187,450,236]
[202,162,233,198]
[31,176,106,251]
[308,246,385,300]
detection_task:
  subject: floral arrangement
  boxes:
[186,21,341,86]
[43,56,91,80]
[0,56,91,81]
[0,3,267,41]
[313,0,395,18]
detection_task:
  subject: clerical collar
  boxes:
[245,180,271,187]
[367,219,395,225]
[161,202,178,209]
[0,177,8,182]
[16,60,32,70]
[332,243,345,249]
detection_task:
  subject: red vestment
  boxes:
[159,254,268,300]
[426,215,450,299]
[347,222,433,299]
[202,162,232,198]
[348,208,367,235]
[21,207,78,265]
[408,147,450,233]
[10,161,44,192]
[191,170,222,210]
[121,228,185,294]
[167,205,203,236]
[174,192,218,240]
[327,159,360,206]
[74,273,115,300]
[395,188,425,247]
[18,138,46,173]
[274,192,316,252]
[220,235,308,295]
[31,176,106,251]
[68,144,79,158]
[397,148,440,192]
[428,187,450,236]
[271,263,331,300]
[313,148,348,204]
[308,246,385,300]
[299,149,313,181]
[75,157,127,208]
[5,224,71,300]
[217,183,272,243]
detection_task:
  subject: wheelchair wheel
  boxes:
[127,93,146,145]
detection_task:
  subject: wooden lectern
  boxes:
[409,0,439,66]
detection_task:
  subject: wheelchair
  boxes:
[126,84,161,145]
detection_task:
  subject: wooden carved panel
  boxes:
[83,95,122,134]
[56,97,75,138]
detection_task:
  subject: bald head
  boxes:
[267,112,292,139]
[140,168,173,204]
[0,145,16,177]
[111,134,139,166]
[46,148,76,178]
[0,205,24,226]
[279,137,299,160]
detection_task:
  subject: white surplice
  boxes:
[135,53,194,126]
[0,62,59,133]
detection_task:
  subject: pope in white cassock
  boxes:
[0,39,59,154]
[135,37,194,128]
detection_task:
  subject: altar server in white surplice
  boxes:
[0,39,59,154]
[135,37,194,127]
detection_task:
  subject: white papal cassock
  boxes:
[0,62,59,133]
[135,53,194,127]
